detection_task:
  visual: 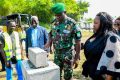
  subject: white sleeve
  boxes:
[97,34,120,73]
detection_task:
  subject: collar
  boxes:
[31,25,39,29]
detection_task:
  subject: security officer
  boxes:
[45,3,82,80]
[0,20,23,80]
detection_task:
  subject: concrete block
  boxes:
[28,47,48,68]
[22,60,60,80]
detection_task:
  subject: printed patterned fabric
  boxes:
[97,31,120,73]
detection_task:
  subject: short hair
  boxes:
[31,16,39,24]
[6,20,16,27]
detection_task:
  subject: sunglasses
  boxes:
[114,23,120,26]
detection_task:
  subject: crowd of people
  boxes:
[0,2,120,80]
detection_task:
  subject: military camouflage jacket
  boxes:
[50,16,82,49]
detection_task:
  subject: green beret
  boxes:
[51,3,65,14]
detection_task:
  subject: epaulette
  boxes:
[66,17,76,25]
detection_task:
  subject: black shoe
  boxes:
[0,68,5,72]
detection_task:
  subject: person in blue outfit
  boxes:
[26,16,48,57]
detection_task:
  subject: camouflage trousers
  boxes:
[54,49,73,80]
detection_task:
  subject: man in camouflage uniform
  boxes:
[45,3,81,80]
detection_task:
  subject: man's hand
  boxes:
[21,55,25,60]
[44,42,50,49]
[73,54,80,69]
[73,60,78,69]
[6,61,11,68]
[50,49,53,54]
[73,40,81,69]
[26,53,28,58]
[81,43,84,50]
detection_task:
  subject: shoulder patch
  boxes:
[66,17,76,24]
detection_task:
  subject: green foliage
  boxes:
[30,0,53,23]
[40,22,51,30]
[10,0,26,13]
[0,0,12,16]
[86,18,93,23]
[53,0,89,21]
[0,0,89,28]
[53,0,79,20]
[77,0,89,19]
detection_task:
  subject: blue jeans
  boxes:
[6,60,23,80]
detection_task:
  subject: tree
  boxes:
[77,0,89,19]
[0,0,12,16]
[31,0,53,23]
[10,0,26,13]
[22,0,53,23]
[52,0,89,21]
[52,0,80,20]
[86,18,93,24]
[0,0,89,28]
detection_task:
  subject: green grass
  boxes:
[0,30,93,80]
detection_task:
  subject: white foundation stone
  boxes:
[28,47,48,68]
[22,60,60,80]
